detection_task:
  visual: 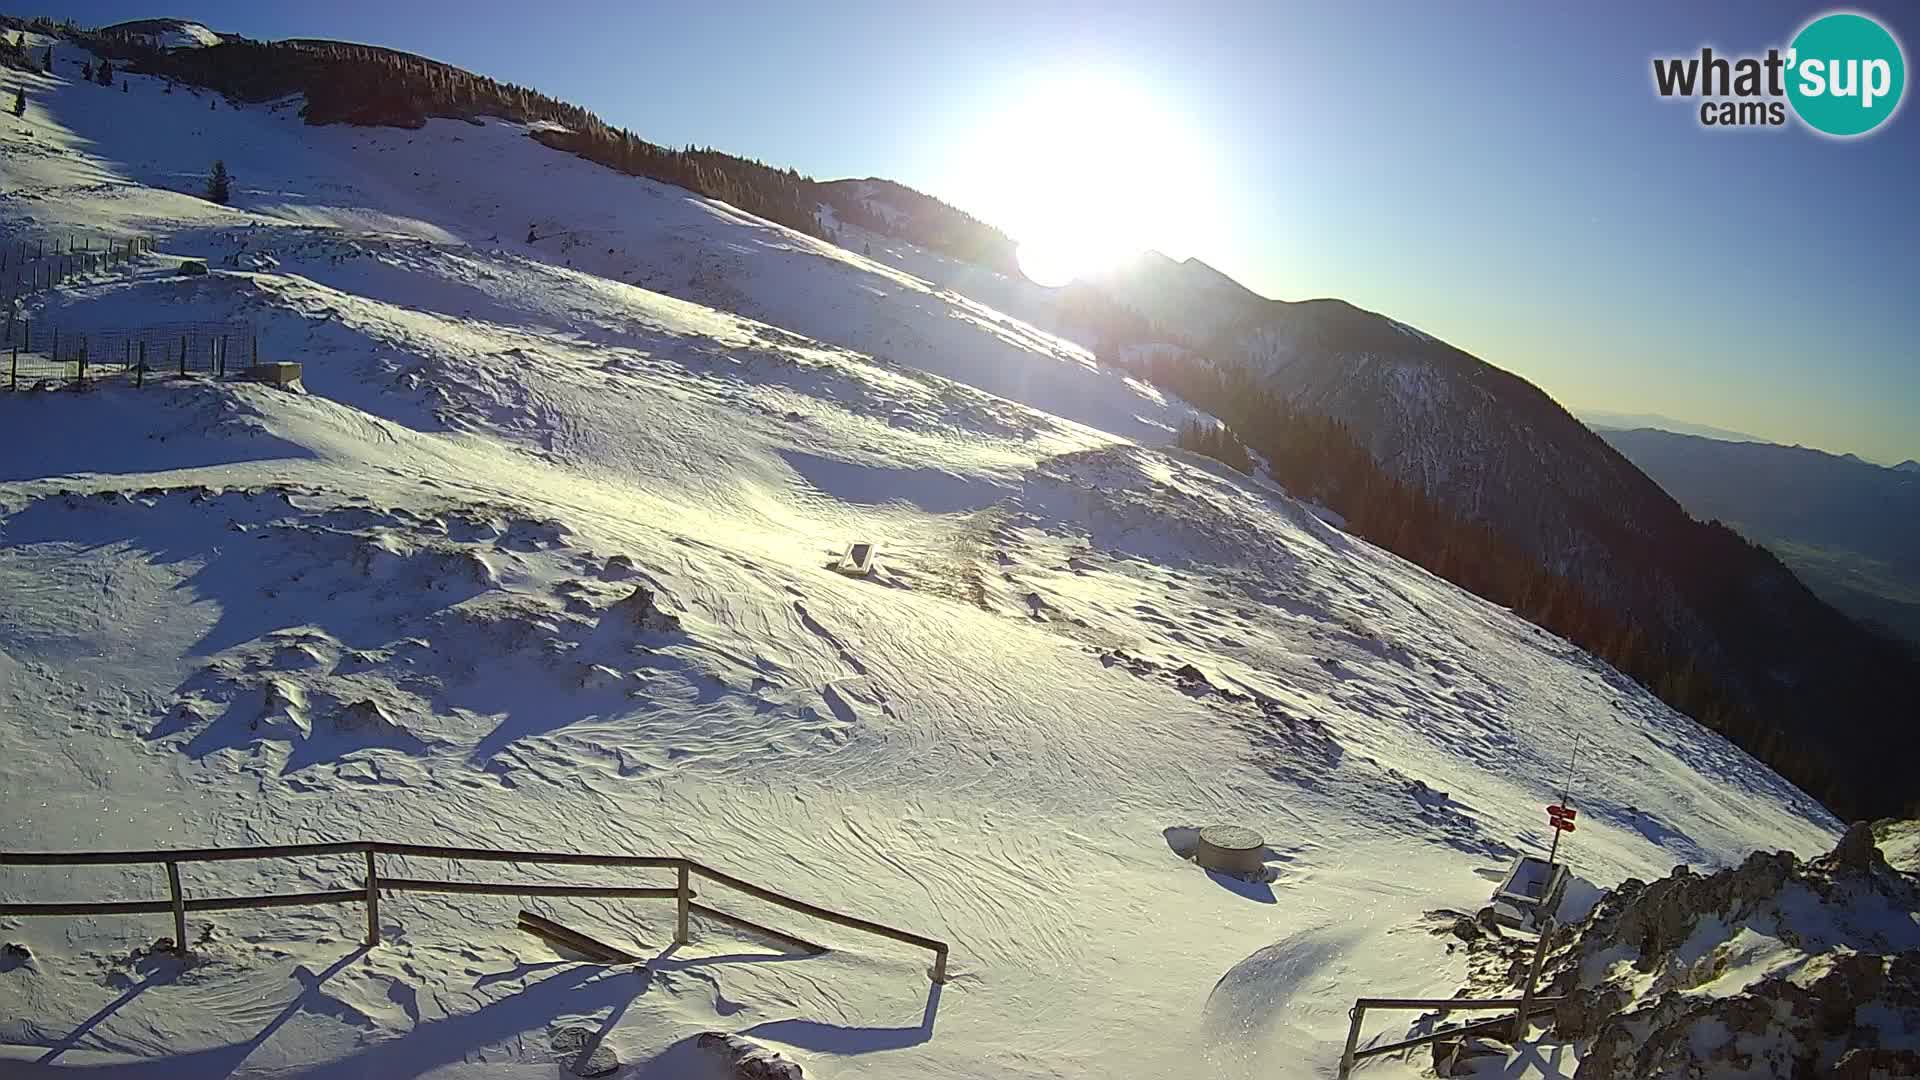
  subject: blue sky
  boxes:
[56,1,1920,462]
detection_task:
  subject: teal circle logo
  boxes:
[1787,12,1906,136]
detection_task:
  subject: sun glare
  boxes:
[988,70,1209,288]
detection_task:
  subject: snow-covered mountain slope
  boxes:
[0,41,1839,1080]
[95,18,226,50]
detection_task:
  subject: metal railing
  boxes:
[0,840,950,982]
[1336,918,1559,1077]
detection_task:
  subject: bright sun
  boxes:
[987,71,1207,288]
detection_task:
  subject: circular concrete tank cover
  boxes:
[1196,825,1266,876]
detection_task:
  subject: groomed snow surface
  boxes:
[0,41,1839,1079]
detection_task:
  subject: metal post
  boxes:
[364,849,380,946]
[674,864,690,945]
[165,861,187,953]
[9,344,15,390]
[1339,1003,1367,1078]
[136,341,145,388]
[1512,918,1556,1042]
[180,335,186,376]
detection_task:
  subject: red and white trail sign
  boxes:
[1547,805,1577,820]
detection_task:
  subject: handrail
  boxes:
[0,841,374,865]
[1337,918,1560,1077]
[0,841,949,982]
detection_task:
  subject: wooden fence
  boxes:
[1335,918,1560,1077]
[0,840,951,983]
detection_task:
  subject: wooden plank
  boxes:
[186,890,364,912]
[689,901,827,954]
[1352,1003,1561,1062]
[0,898,176,916]
[165,862,186,952]
[1,889,365,916]
[515,910,639,964]
[688,861,946,954]
[1354,996,1562,1010]
[675,865,690,945]
[374,843,681,869]
[364,850,379,947]
[1,841,371,866]
[381,877,679,900]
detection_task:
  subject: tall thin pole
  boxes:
[1547,736,1582,867]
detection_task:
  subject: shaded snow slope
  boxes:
[0,44,1838,1080]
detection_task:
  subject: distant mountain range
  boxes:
[1579,410,1764,444]
[827,188,1918,815]
[1038,252,1918,817]
[1599,428,1920,647]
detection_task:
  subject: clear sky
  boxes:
[54,1,1920,463]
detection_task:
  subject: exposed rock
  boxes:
[1451,915,1480,942]
[1552,986,1626,1040]
[550,1025,619,1077]
[333,699,406,737]
[1834,1047,1920,1079]
[599,554,638,580]
[611,585,679,632]
[1831,820,1887,875]
[695,1031,803,1078]
[1524,824,1920,1079]
[1,942,31,971]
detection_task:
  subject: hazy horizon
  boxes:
[47,0,1920,463]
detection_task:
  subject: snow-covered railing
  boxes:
[0,840,950,982]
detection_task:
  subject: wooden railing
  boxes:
[0,840,949,982]
[1336,919,1560,1077]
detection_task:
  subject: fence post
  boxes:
[165,861,187,954]
[932,943,949,984]
[9,344,15,391]
[136,340,145,388]
[675,863,690,945]
[180,335,187,376]
[1339,1003,1367,1079]
[1512,918,1556,1042]
[364,849,380,946]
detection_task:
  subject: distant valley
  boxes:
[1595,427,1920,646]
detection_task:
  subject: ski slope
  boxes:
[0,39,1839,1080]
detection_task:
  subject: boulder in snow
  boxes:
[550,1025,619,1077]
[695,1032,802,1079]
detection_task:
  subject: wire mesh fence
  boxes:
[1,235,157,312]
[4,320,256,391]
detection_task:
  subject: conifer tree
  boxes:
[12,88,24,117]
[206,159,231,204]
